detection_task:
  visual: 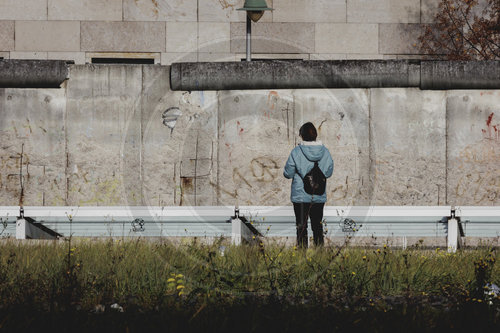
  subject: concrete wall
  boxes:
[1,64,499,207]
[0,0,444,64]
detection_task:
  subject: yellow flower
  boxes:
[177,285,185,290]
[362,256,367,260]
[176,274,184,278]
[332,274,336,278]
[178,291,184,296]
[352,271,356,276]
[376,249,381,254]
[167,278,175,283]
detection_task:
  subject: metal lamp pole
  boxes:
[237,0,273,62]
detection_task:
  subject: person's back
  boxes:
[283,122,334,248]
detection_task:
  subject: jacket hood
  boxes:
[298,141,325,162]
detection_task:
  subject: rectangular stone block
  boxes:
[198,0,273,22]
[446,91,500,206]
[15,21,80,52]
[0,52,9,59]
[379,24,424,55]
[370,89,447,205]
[273,0,346,23]
[0,21,14,51]
[199,23,230,53]
[0,0,47,20]
[48,52,86,64]
[124,0,197,22]
[48,0,122,21]
[315,23,378,54]
[166,22,198,53]
[421,0,441,24]
[82,22,166,52]
[230,22,315,53]
[0,88,67,205]
[9,51,47,59]
[66,65,143,205]
[348,0,420,23]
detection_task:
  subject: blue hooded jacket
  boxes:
[283,141,334,203]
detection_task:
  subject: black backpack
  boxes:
[303,161,326,196]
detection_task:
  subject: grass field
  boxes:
[0,238,499,332]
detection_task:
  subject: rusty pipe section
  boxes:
[0,60,69,88]
[170,60,500,91]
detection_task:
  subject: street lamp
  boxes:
[237,0,273,61]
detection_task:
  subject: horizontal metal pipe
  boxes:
[170,60,500,91]
[0,60,69,88]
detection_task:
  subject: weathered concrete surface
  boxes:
[1,64,500,207]
[370,89,446,205]
[66,65,143,206]
[292,89,371,205]
[421,61,500,90]
[0,88,67,205]
[171,60,500,91]
[447,91,500,206]
[170,60,421,91]
[347,0,420,23]
[0,60,68,88]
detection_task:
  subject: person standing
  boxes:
[283,122,334,248]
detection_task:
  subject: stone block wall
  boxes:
[0,0,443,64]
[1,64,499,207]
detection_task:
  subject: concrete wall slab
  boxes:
[293,89,371,206]
[447,91,500,206]
[81,21,166,52]
[166,22,198,53]
[0,21,14,51]
[230,22,315,53]
[347,0,420,23]
[0,88,66,205]
[273,0,346,23]
[124,0,198,22]
[15,21,80,52]
[379,23,423,55]
[199,22,230,53]
[66,65,143,205]
[48,0,122,21]
[315,23,378,54]
[370,89,447,205]
[217,90,295,206]
[9,52,48,60]
[0,0,47,20]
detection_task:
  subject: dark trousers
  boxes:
[293,202,325,248]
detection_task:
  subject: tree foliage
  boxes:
[420,0,500,59]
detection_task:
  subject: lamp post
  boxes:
[237,0,273,61]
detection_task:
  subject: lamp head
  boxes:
[238,0,273,22]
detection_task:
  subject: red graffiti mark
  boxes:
[487,112,494,126]
[239,128,244,134]
[337,135,341,140]
[482,112,500,141]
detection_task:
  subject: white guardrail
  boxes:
[0,206,499,252]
